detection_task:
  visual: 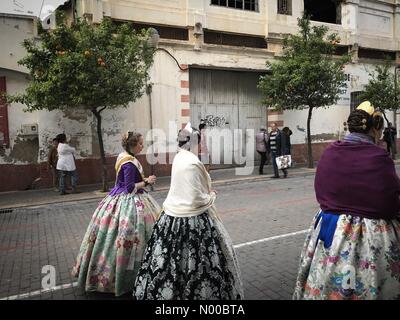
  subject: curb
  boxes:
[0,168,317,211]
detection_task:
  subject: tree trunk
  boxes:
[390,133,396,160]
[306,106,314,168]
[92,107,108,192]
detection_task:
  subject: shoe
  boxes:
[284,173,288,178]
[271,175,280,179]
[60,191,68,195]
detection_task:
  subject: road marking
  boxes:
[0,281,78,300]
[233,229,309,249]
[0,229,309,300]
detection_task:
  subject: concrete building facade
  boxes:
[1,0,399,191]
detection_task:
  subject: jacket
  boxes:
[255,130,268,152]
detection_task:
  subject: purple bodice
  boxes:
[109,162,144,196]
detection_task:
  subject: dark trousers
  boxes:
[257,151,267,173]
[51,167,59,189]
[59,170,77,194]
[386,140,394,153]
[271,151,287,177]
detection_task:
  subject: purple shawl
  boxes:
[315,139,400,219]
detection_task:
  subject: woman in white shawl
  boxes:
[134,126,244,300]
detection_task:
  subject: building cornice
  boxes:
[158,39,275,58]
[0,13,36,20]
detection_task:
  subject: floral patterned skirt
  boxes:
[134,211,244,300]
[71,192,161,296]
[293,211,400,300]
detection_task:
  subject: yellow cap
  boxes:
[356,101,375,115]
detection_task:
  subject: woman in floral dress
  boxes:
[293,101,400,300]
[134,125,244,300]
[71,131,161,296]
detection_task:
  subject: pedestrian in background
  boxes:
[47,137,59,192]
[56,133,78,195]
[72,131,161,296]
[281,127,293,166]
[256,127,269,175]
[267,123,288,178]
[281,127,292,154]
[199,120,211,172]
[293,101,400,300]
[383,122,397,156]
[134,125,243,300]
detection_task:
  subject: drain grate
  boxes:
[0,208,14,214]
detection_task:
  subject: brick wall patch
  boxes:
[268,110,284,116]
[181,94,189,103]
[268,120,284,128]
[181,109,190,117]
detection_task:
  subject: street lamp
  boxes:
[148,28,188,71]
[146,28,188,187]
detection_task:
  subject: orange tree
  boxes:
[7,15,154,191]
[360,62,399,159]
[258,14,350,168]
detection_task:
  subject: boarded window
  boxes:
[277,0,292,15]
[0,77,9,147]
[114,21,189,41]
[304,0,341,24]
[211,0,259,12]
[358,48,396,61]
[333,45,349,56]
[204,30,267,48]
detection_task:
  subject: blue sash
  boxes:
[314,211,340,249]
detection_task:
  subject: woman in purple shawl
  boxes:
[293,102,400,300]
[71,131,161,296]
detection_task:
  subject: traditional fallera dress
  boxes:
[293,133,400,300]
[134,148,244,300]
[71,152,161,296]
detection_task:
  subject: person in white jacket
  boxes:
[134,124,243,300]
[56,133,77,195]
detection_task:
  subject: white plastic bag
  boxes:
[275,155,292,169]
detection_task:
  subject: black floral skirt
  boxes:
[134,211,244,300]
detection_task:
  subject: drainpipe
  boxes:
[394,66,400,158]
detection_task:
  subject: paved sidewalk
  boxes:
[0,164,317,210]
